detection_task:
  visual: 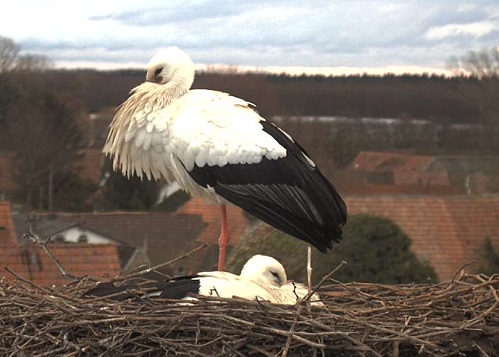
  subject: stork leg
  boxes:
[218,204,230,271]
[307,245,312,293]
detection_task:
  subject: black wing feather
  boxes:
[186,120,347,252]
[84,275,203,300]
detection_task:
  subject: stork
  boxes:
[86,255,323,305]
[103,47,347,272]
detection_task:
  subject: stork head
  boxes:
[240,255,287,287]
[146,47,195,90]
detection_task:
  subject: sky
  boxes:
[1,0,498,75]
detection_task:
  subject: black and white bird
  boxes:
[104,47,347,271]
[85,255,323,305]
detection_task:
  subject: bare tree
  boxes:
[447,47,499,78]
[5,91,86,208]
[447,47,499,155]
[0,36,52,73]
[15,54,53,72]
[0,36,20,73]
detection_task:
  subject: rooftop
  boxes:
[1,201,121,285]
[345,195,499,281]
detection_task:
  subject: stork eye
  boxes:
[154,68,162,77]
[271,272,280,279]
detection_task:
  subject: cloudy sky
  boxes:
[1,0,498,75]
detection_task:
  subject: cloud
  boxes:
[90,1,243,26]
[425,22,496,40]
[1,0,498,72]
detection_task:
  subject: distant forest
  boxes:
[2,36,498,210]
[45,69,498,126]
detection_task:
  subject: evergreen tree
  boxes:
[478,237,499,275]
[229,214,438,284]
[320,215,437,283]
[97,159,160,210]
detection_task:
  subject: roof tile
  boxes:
[0,201,17,245]
[1,203,121,286]
[51,210,208,275]
[0,243,121,286]
[345,195,499,281]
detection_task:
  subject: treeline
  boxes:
[2,35,498,213]
[40,69,499,126]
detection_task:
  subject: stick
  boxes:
[307,245,312,293]
[301,260,347,303]
[114,243,209,281]
[23,220,80,280]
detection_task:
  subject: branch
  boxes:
[300,260,347,304]
[23,220,80,280]
[113,242,209,282]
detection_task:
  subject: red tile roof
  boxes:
[349,151,434,172]
[334,174,465,196]
[0,202,121,286]
[348,151,451,186]
[0,243,121,286]
[53,211,207,275]
[177,198,250,247]
[176,199,251,272]
[345,195,499,281]
[0,201,16,245]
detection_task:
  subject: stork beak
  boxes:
[146,75,163,84]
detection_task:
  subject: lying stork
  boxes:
[85,255,323,305]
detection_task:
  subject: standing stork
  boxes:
[103,47,347,272]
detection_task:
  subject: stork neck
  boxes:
[163,65,194,101]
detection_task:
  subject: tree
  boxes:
[446,47,499,154]
[15,54,53,72]
[0,36,20,73]
[51,175,98,212]
[228,215,437,284]
[447,47,499,79]
[5,90,87,209]
[0,73,22,145]
[96,159,161,210]
[321,215,437,283]
[0,36,52,73]
[478,237,499,275]
[0,36,87,209]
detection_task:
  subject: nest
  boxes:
[1,267,498,357]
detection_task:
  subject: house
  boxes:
[13,213,114,245]
[348,151,451,186]
[228,195,498,282]
[429,156,499,194]
[75,148,106,184]
[0,201,16,245]
[51,210,208,276]
[177,198,251,272]
[341,151,499,196]
[1,201,121,286]
[11,200,251,277]
[344,195,499,281]
[178,198,250,247]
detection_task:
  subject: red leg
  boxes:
[218,204,230,271]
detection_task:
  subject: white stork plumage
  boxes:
[103,47,347,271]
[86,255,323,305]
